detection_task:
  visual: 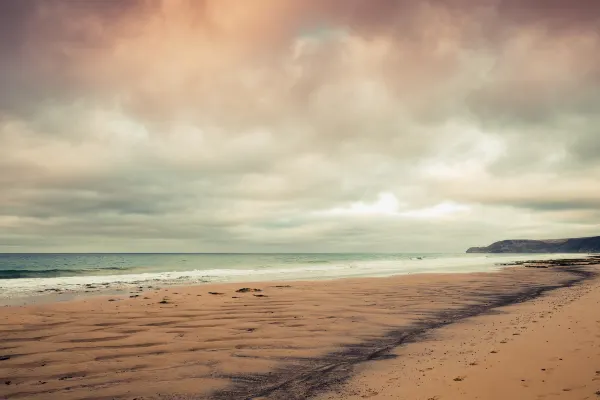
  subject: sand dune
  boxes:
[0,260,598,399]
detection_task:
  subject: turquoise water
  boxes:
[0,253,586,302]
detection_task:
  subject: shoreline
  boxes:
[0,257,598,399]
[0,253,593,307]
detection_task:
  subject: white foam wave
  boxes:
[0,253,589,303]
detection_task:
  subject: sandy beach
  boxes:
[318,260,600,400]
[1,257,599,400]
[4,1,600,398]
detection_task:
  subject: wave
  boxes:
[0,267,130,279]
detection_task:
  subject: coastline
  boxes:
[0,253,591,307]
[0,257,598,399]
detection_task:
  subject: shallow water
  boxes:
[0,252,588,303]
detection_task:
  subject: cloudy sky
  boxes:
[1,0,599,253]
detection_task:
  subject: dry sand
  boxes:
[317,263,600,400]
[0,259,598,399]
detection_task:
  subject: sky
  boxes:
[1,0,599,253]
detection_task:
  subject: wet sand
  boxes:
[0,258,598,399]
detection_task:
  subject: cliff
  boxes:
[466,236,600,253]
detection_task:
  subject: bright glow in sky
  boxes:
[321,193,470,219]
[322,192,401,216]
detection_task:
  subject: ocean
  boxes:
[0,253,586,303]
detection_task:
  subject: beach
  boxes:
[318,260,600,400]
[4,1,599,399]
[0,257,599,399]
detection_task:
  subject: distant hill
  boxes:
[466,236,600,253]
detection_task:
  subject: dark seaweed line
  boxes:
[201,264,596,400]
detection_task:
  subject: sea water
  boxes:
[0,253,588,303]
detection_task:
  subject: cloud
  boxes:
[318,193,470,220]
[0,0,599,252]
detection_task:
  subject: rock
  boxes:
[0,356,10,361]
[208,292,224,295]
[236,288,262,293]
